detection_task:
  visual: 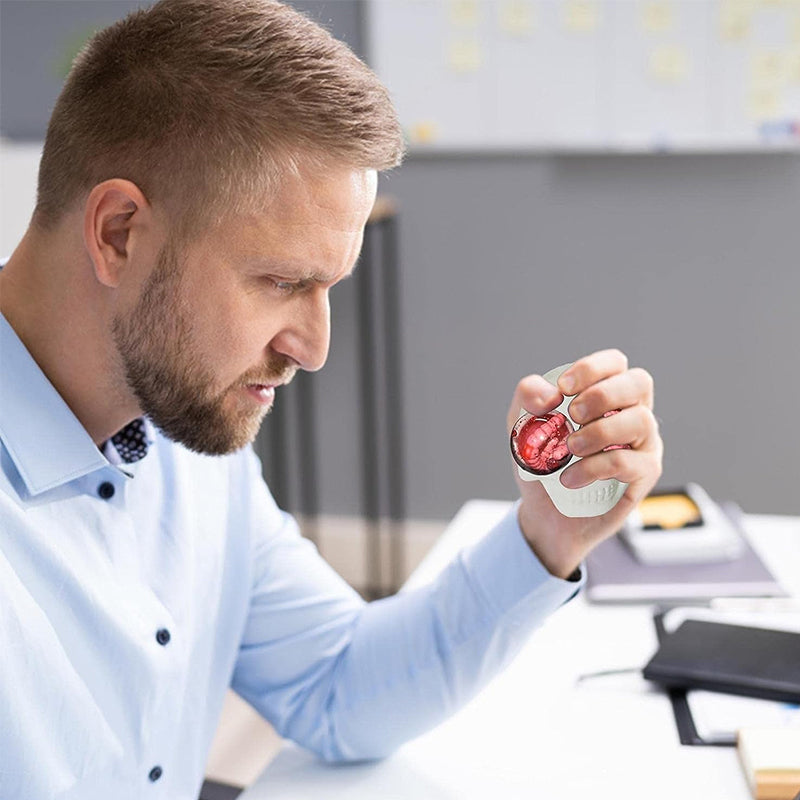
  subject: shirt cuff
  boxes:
[459,500,585,622]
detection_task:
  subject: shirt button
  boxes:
[148,765,163,782]
[97,481,115,500]
[155,628,171,646]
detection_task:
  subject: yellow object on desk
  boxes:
[638,491,702,529]
[738,727,800,800]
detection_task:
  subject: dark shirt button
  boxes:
[156,628,171,646]
[97,481,115,500]
[148,765,163,782]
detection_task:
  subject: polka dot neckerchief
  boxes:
[110,418,149,464]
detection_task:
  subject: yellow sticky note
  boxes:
[499,0,535,35]
[408,121,439,145]
[719,4,751,41]
[791,13,800,44]
[449,0,480,27]
[564,0,599,32]
[751,49,788,85]
[747,85,781,119]
[641,1,675,33]
[786,47,800,83]
[649,45,690,82]
[448,40,483,72]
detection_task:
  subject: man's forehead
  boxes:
[260,165,378,223]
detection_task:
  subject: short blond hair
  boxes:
[34,0,404,235]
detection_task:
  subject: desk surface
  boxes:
[241,500,800,800]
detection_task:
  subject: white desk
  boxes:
[241,500,800,800]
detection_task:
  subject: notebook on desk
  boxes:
[585,504,786,604]
[643,619,800,704]
[650,611,800,748]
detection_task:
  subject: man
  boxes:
[0,1,663,798]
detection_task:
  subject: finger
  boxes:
[560,447,663,490]
[567,367,654,425]
[557,349,628,397]
[506,375,563,433]
[567,405,659,457]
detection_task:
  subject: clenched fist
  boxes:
[507,349,663,579]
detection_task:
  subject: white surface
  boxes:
[368,0,800,152]
[621,483,745,565]
[241,500,800,799]
[738,727,800,771]
[687,691,800,745]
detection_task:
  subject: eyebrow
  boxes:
[260,261,356,285]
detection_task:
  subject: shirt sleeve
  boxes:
[231,450,584,763]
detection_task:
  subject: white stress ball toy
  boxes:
[510,363,628,518]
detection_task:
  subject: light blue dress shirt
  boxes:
[0,310,583,800]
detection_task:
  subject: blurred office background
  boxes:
[2,0,799,555]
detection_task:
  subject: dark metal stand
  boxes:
[356,199,406,598]
[199,778,243,799]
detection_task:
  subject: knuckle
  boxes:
[590,383,613,411]
[610,348,628,369]
[634,404,652,426]
[514,377,535,403]
[643,451,663,483]
[632,367,654,393]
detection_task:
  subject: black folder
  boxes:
[643,619,800,704]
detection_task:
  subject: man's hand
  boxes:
[508,349,663,579]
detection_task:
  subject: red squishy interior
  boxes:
[511,411,574,476]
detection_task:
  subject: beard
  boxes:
[112,240,296,456]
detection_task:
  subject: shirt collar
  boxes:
[0,311,110,495]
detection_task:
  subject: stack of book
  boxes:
[586,489,786,604]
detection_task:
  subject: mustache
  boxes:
[237,357,298,388]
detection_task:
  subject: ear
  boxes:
[83,179,152,288]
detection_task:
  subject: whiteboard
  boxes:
[367,0,800,152]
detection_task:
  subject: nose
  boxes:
[270,287,331,373]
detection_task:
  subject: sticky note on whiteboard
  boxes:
[747,85,781,120]
[408,121,439,145]
[564,0,599,32]
[448,40,483,73]
[641,2,675,33]
[448,0,480,28]
[751,49,788,86]
[499,0,536,35]
[649,45,690,82]
[788,48,800,84]
[719,4,751,41]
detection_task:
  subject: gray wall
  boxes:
[384,153,800,517]
[2,1,798,517]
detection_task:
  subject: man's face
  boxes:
[112,165,377,455]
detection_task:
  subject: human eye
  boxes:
[269,278,307,295]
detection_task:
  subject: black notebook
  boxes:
[643,619,800,704]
